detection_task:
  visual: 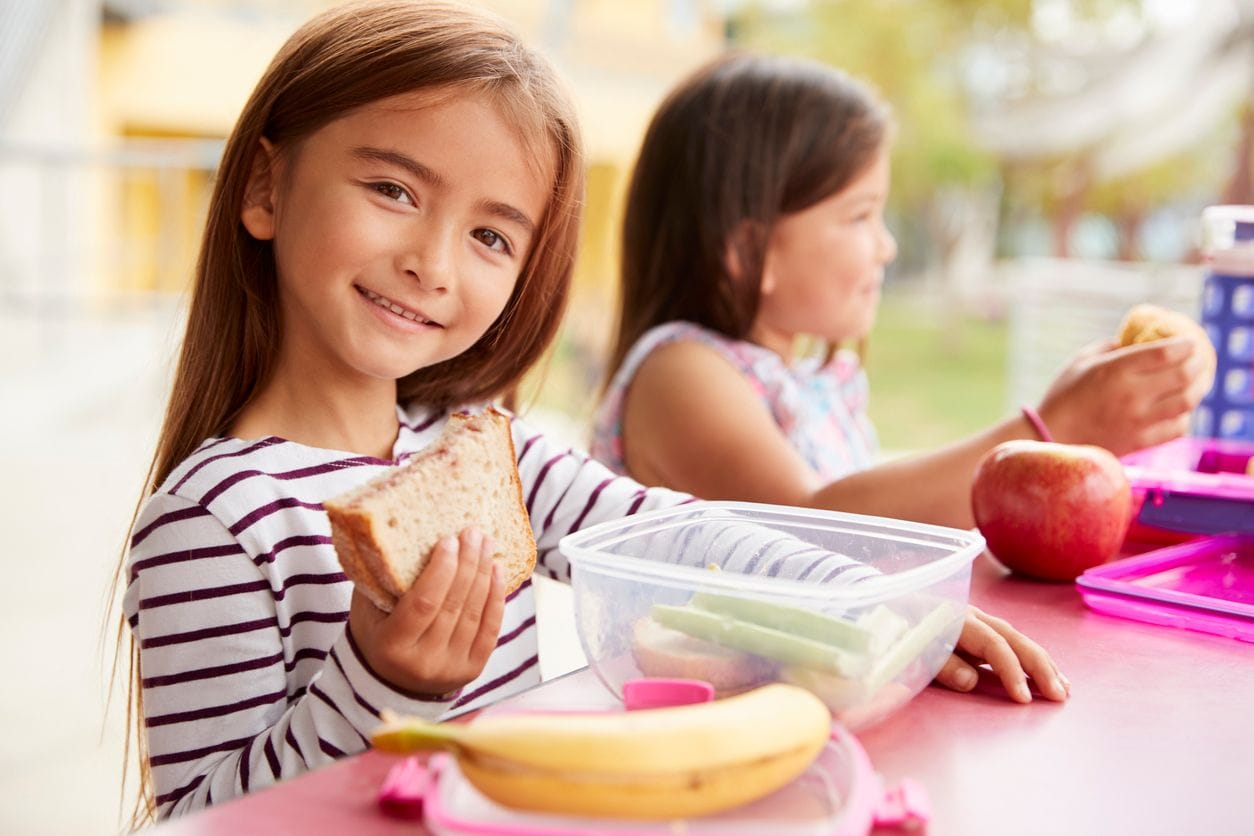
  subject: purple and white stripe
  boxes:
[124,403,865,821]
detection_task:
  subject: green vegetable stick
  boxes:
[651,604,870,677]
[690,591,876,653]
[863,603,962,696]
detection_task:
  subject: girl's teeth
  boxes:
[362,287,429,323]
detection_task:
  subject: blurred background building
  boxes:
[4,1,1254,832]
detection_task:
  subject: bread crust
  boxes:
[493,411,537,592]
[325,505,398,612]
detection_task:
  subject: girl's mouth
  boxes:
[357,285,440,327]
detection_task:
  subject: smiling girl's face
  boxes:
[242,88,552,388]
[749,146,897,358]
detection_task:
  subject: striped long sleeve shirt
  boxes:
[124,403,876,819]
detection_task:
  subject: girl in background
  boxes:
[595,52,1209,530]
[118,10,1066,823]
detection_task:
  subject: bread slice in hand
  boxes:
[1117,303,1217,393]
[324,408,536,612]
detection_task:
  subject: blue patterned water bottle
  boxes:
[1197,205,1254,440]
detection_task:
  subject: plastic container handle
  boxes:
[377,755,428,819]
[830,723,932,834]
[622,678,715,710]
[874,778,931,829]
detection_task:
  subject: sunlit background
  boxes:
[3,0,1252,832]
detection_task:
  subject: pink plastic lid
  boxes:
[1077,534,1254,642]
[1123,437,1254,499]
[1122,437,1254,534]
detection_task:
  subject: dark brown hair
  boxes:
[607,51,889,380]
[112,1,582,824]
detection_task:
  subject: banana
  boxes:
[372,682,831,820]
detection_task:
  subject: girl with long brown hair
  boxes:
[115,0,724,822]
[594,52,1210,528]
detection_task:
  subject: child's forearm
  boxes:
[809,413,1038,529]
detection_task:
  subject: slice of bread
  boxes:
[1117,303,1217,392]
[325,408,536,613]
[630,616,776,696]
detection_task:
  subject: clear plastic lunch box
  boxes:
[558,501,984,730]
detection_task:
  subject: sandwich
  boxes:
[1117,303,1217,394]
[325,408,536,612]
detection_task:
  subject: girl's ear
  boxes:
[724,220,775,295]
[759,248,777,297]
[240,137,279,241]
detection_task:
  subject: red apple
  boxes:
[971,440,1132,582]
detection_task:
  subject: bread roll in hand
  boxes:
[325,408,536,612]
[1117,303,1217,394]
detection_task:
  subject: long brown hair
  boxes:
[110,1,582,824]
[606,51,889,382]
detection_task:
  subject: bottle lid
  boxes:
[1202,205,1254,275]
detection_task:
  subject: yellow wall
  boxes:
[93,2,723,300]
[91,2,725,426]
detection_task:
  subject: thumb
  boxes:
[1083,338,1120,356]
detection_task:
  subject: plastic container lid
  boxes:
[1077,534,1254,642]
[560,501,985,604]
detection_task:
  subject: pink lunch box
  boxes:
[1076,437,1254,641]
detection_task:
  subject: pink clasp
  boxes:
[874,777,932,830]
[377,756,429,819]
[622,677,715,710]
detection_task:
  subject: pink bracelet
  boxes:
[1021,405,1054,442]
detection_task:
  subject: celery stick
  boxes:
[781,665,866,711]
[690,591,875,653]
[863,603,962,696]
[651,604,869,677]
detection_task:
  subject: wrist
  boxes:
[1020,404,1054,442]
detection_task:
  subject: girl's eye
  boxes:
[473,228,511,255]
[372,182,414,205]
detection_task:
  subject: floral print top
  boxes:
[592,321,878,481]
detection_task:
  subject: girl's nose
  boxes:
[400,228,455,291]
[879,222,898,264]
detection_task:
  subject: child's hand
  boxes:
[1037,337,1208,456]
[933,607,1070,703]
[349,528,506,698]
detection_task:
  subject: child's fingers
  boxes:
[971,609,1069,702]
[446,536,496,656]
[934,652,981,693]
[1133,413,1192,451]
[1135,350,1202,399]
[1077,338,1119,358]
[417,528,486,650]
[468,565,507,667]
[956,611,1030,703]
[388,535,462,636]
[1114,336,1194,373]
[1145,391,1197,423]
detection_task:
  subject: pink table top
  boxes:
[154,553,1254,835]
